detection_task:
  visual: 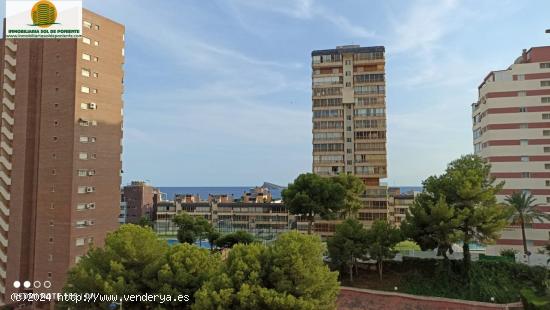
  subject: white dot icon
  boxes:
[23,281,31,288]
[13,281,20,288]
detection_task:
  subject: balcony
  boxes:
[2,97,14,111]
[3,68,16,81]
[4,54,16,67]
[3,83,15,97]
[0,200,8,218]
[5,40,17,53]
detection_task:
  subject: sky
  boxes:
[2,0,550,187]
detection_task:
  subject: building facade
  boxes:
[155,189,291,240]
[311,45,388,236]
[0,9,124,303]
[472,46,550,254]
[122,181,155,224]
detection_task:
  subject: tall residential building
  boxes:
[311,45,388,235]
[0,9,124,303]
[472,46,550,254]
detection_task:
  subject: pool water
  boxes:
[166,238,211,249]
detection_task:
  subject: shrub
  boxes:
[521,288,550,310]
[500,248,519,259]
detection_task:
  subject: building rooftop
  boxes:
[311,45,385,56]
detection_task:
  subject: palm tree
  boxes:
[505,191,550,255]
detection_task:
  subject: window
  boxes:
[541,63,550,69]
[522,172,530,178]
[81,86,90,93]
[76,238,85,246]
[345,82,351,87]
[546,181,550,187]
[521,139,528,146]
[94,25,100,30]
[521,156,529,162]
[77,186,87,193]
[51,169,56,175]
[90,153,97,159]
[545,147,550,153]
[345,60,351,65]
[547,197,550,203]
[345,71,351,76]
[77,169,87,177]
[519,107,527,112]
[546,164,550,169]
[93,57,99,62]
[544,130,550,136]
[346,149,352,154]
[518,91,527,97]
[76,220,86,228]
[94,41,99,46]
[542,81,550,87]
[520,123,528,129]
[544,114,550,120]
[516,74,525,81]
[82,53,91,61]
[83,21,92,29]
[346,138,352,142]
[82,37,91,45]
[77,203,87,210]
[347,126,352,131]
[543,97,550,103]
[91,88,98,94]
[81,68,90,77]
[93,72,98,78]
[79,152,88,160]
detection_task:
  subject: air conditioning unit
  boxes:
[86,203,96,209]
[88,103,97,109]
[86,186,95,193]
[87,170,96,176]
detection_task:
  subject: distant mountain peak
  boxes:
[262,182,285,190]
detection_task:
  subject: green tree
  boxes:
[365,220,402,280]
[207,230,221,251]
[173,213,214,245]
[61,224,168,309]
[332,173,366,219]
[282,173,345,234]
[157,243,221,308]
[419,155,509,274]
[401,195,462,260]
[215,231,255,249]
[193,231,339,310]
[137,215,153,228]
[505,191,550,255]
[327,219,368,282]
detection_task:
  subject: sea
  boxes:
[158,186,422,201]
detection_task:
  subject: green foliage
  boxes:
[402,195,461,258]
[394,240,421,251]
[397,258,547,303]
[500,248,519,259]
[173,213,214,244]
[332,173,366,219]
[327,219,368,282]
[506,191,550,254]
[282,173,345,234]
[403,155,509,273]
[193,231,339,310]
[62,225,167,304]
[365,220,402,280]
[137,215,153,228]
[157,244,222,307]
[521,288,550,310]
[215,231,255,248]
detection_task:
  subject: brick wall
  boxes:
[337,287,523,310]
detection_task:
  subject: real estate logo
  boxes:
[6,0,82,39]
[30,1,58,28]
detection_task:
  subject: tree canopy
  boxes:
[193,231,339,310]
[365,220,402,280]
[282,173,345,234]
[332,173,366,219]
[327,219,368,282]
[215,230,255,249]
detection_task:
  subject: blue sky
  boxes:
[3,0,550,186]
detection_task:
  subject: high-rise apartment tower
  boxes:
[311,45,388,235]
[0,9,124,303]
[472,46,550,254]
